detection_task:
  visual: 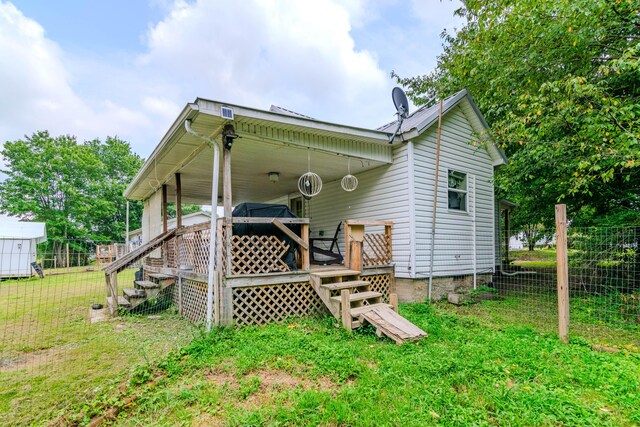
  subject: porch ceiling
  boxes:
[126,103,392,205]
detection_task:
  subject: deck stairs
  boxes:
[107,273,176,310]
[310,268,427,344]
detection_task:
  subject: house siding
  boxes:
[309,144,412,277]
[412,105,496,277]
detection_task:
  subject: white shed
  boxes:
[0,221,47,278]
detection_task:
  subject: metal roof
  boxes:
[0,221,47,243]
[378,89,467,134]
[269,105,316,120]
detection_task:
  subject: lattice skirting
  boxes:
[172,279,209,323]
[362,273,391,303]
[232,282,326,326]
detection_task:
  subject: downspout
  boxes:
[407,141,417,278]
[427,99,443,300]
[472,175,477,290]
[185,119,221,332]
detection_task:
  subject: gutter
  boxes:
[184,119,222,333]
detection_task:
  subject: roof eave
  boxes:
[196,98,392,145]
[124,102,200,199]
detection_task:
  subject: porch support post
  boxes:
[161,184,168,267]
[183,119,222,332]
[206,143,221,331]
[223,145,233,277]
[301,223,310,271]
[175,173,182,228]
[161,184,168,233]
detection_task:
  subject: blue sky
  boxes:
[1,0,463,159]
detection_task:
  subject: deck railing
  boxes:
[164,217,310,277]
[163,218,392,276]
[344,220,393,269]
[222,217,310,276]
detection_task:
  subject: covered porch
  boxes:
[110,99,399,329]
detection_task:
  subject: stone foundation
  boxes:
[396,274,493,302]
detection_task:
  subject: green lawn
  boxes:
[510,248,558,268]
[0,270,196,426]
[49,305,640,427]
[3,271,639,426]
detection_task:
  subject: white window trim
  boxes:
[447,170,468,212]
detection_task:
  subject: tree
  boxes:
[394,0,640,227]
[0,131,144,249]
[167,203,203,219]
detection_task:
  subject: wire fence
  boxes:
[0,239,196,426]
[440,224,640,350]
[2,221,639,424]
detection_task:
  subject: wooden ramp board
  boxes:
[358,306,427,345]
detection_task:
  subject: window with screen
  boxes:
[447,170,467,211]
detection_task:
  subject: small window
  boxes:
[448,170,467,211]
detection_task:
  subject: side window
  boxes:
[448,170,467,211]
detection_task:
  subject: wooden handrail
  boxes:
[344,219,393,226]
[230,217,309,224]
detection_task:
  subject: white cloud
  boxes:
[0,2,172,153]
[1,0,461,160]
[139,0,391,127]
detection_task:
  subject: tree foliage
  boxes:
[394,0,640,227]
[0,131,144,243]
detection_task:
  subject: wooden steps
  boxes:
[330,291,382,303]
[359,305,427,345]
[123,288,145,298]
[322,280,369,291]
[310,267,426,344]
[135,280,160,289]
[107,296,131,308]
[108,272,177,311]
[312,269,361,279]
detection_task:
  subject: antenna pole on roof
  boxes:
[388,87,410,144]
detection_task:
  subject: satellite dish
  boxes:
[392,87,409,119]
[388,87,410,143]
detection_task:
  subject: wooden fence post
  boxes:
[555,204,569,343]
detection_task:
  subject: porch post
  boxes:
[221,144,234,325]
[161,184,168,267]
[175,173,182,228]
[161,184,168,233]
[206,144,221,331]
[223,145,232,275]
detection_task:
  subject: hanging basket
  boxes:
[341,174,358,192]
[298,172,322,198]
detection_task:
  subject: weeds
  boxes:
[60,305,640,426]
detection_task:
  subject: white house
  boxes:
[0,221,47,278]
[128,211,211,247]
[123,89,505,302]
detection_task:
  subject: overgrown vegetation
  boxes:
[35,305,640,427]
[394,0,640,229]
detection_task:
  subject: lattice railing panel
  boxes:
[365,274,391,302]
[229,235,291,275]
[233,282,325,326]
[173,279,209,323]
[166,238,177,268]
[177,229,211,274]
[363,233,392,266]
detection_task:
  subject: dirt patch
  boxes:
[206,367,340,408]
[0,346,68,372]
[192,413,224,427]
